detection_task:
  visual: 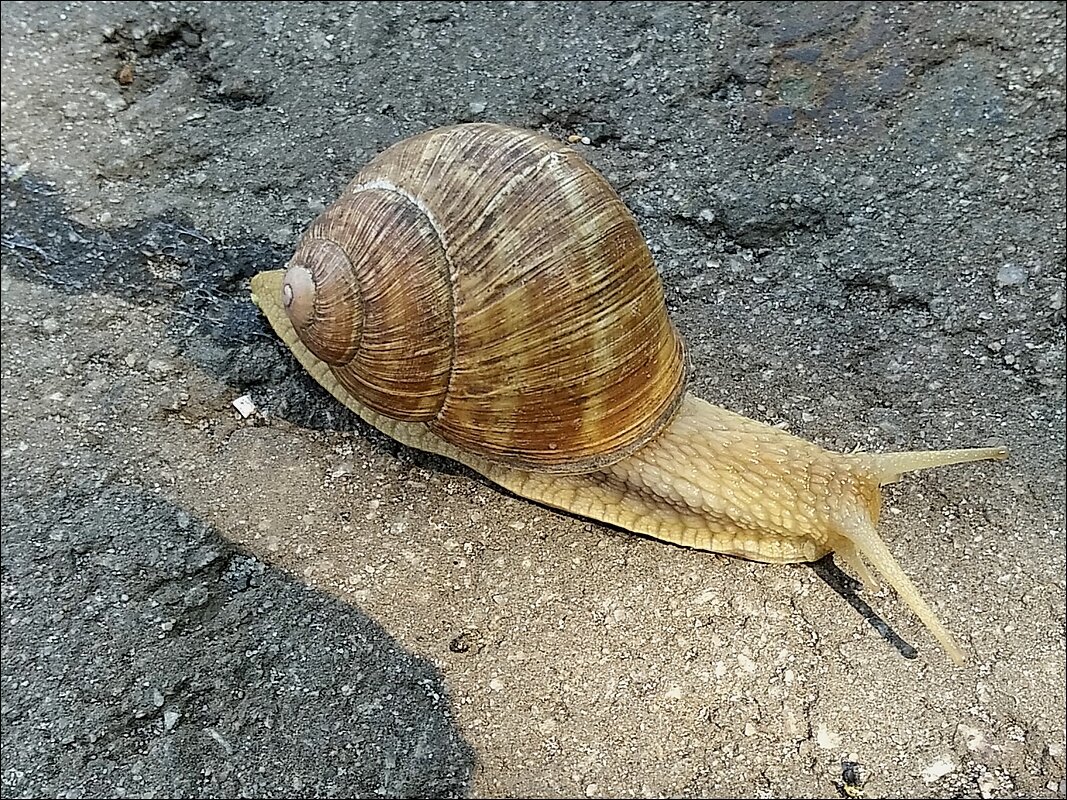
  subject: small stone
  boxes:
[744,722,757,736]
[585,783,598,797]
[783,708,804,738]
[816,724,842,750]
[468,100,487,114]
[996,262,1027,287]
[152,689,164,708]
[41,318,60,334]
[736,653,757,673]
[957,722,990,756]
[163,710,180,731]
[268,225,292,245]
[183,585,209,608]
[328,460,354,478]
[232,394,256,418]
[146,358,172,375]
[124,353,138,368]
[921,755,957,783]
[978,771,998,799]
[489,678,504,692]
[692,588,718,605]
[206,727,233,754]
[157,389,186,413]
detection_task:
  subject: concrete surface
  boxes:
[1,2,1064,798]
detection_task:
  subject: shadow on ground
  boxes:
[0,481,475,798]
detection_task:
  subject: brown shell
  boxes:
[281,123,687,473]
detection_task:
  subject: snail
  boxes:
[250,122,1006,665]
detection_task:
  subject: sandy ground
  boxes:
[1,2,1064,798]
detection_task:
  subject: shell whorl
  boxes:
[281,123,687,473]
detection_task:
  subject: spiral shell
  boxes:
[280,123,687,473]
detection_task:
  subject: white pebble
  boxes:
[921,755,957,783]
[815,723,842,750]
[996,262,1027,287]
[232,394,257,418]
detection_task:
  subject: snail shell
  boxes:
[281,124,686,473]
[253,123,1008,665]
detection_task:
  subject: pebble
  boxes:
[268,225,292,245]
[921,755,957,783]
[996,262,1027,287]
[328,460,354,478]
[183,586,209,608]
[157,389,187,413]
[692,588,718,605]
[41,318,60,334]
[978,772,998,798]
[815,723,842,750]
[163,711,180,731]
[206,728,233,755]
[232,394,257,418]
[957,722,989,755]
[489,678,504,692]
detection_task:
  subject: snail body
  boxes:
[251,123,1005,664]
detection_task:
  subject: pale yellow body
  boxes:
[252,269,1006,665]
